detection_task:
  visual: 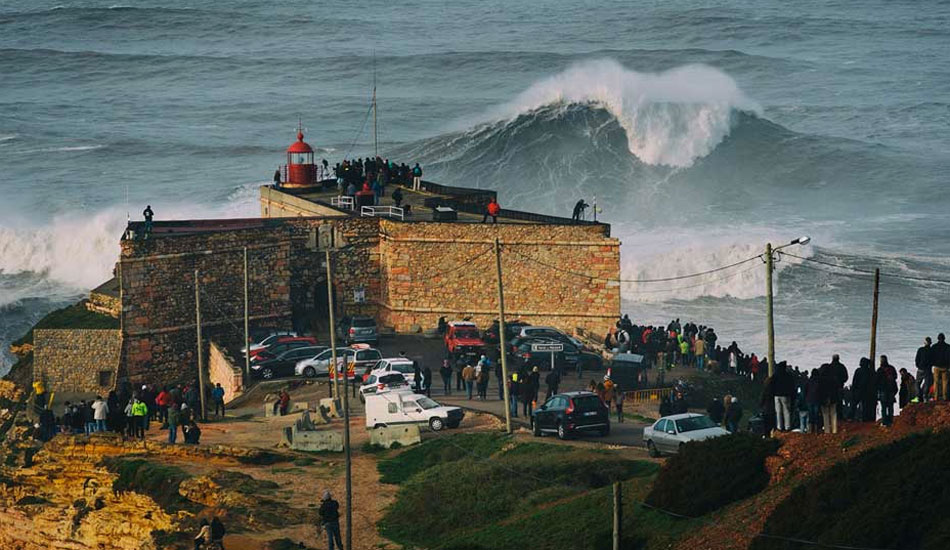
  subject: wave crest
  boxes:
[485,59,761,167]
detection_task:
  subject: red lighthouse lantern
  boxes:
[283,126,316,189]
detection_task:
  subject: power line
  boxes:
[409,245,493,281]
[780,251,950,284]
[342,99,376,161]
[624,263,761,295]
[506,247,763,284]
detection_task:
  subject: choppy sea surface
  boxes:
[2,0,949,375]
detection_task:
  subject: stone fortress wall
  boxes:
[32,329,122,394]
[117,214,620,385]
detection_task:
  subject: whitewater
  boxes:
[2,0,949,376]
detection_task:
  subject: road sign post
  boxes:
[530,342,563,373]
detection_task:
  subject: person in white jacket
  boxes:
[91,396,109,433]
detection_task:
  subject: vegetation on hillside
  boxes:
[751,430,950,550]
[646,432,780,517]
[378,433,663,550]
[11,301,118,348]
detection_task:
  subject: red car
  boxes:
[250,336,318,362]
[444,321,486,357]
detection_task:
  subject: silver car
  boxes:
[340,316,379,346]
[642,413,730,457]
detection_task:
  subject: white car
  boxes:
[241,330,297,355]
[295,346,382,378]
[359,372,410,402]
[364,389,464,431]
[370,357,419,385]
[642,413,730,457]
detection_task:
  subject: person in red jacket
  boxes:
[483,198,500,223]
[156,387,170,428]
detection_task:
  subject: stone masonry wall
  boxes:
[119,217,380,385]
[378,220,620,336]
[208,340,244,403]
[32,329,122,394]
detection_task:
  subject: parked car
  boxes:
[364,389,464,431]
[370,357,419,386]
[482,320,531,344]
[295,346,382,379]
[444,321,486,356]
[530,391,610,439]
[241,329,297,355]
[509,337,602,370]
[359,372,410,403]
[250,346,326,380]
[251,336,318,362]
[339,315,379,346]
[516,326,584,349]
[642,413,730,457]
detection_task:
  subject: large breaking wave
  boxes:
[481,59,761,167]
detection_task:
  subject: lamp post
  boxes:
[765,236,811,377]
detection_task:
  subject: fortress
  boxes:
[32,130,622,393]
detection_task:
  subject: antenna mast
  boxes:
[372,51,378,159]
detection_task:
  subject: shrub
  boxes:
[377,432,510,484]
[645,432,779,517]
[106,458,196,513]
[752,431,950,550]
[379,441,656,547]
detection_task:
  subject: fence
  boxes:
[331,196,355,211]
[360,205,404,220]
[624,387,673,404]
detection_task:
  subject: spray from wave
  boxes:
[481,59,761,167]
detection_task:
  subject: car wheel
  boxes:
[373,423,387,429]
[647,440,660,457]
[556,421,569,440]
[429,417,444,431]
[262,368,274,380]
[600,424,610,437]
[532,418,542,437]
[678,443,685,453]
[304,366,316,378]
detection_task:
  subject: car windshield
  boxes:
[416,397,440,410]
[571,396,602,412]
[352,318,376,328]
[674,416,718,433]
[393,363,414,374]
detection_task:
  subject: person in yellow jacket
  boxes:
[130,398,148,439]
[678,337,689,368]
[694,338,706,371]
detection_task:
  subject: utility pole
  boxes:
[194,270,207,420]
[494,238,512,434]
[341,353,353,550]
[325,248,341,405]
[869,268,880,365]
[243,247,250,380]
[612,482,622,550]
[372,51,378,160]
[765,243,776,378]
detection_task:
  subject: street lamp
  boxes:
[765,236,811,377]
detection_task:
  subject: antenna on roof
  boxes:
[372,49,378,159]
[126,184,130,223]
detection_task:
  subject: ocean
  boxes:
[2,0,949,376]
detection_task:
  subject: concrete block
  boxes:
[319,398,340,418]
[291,401,309,413]
[369,424,422,449]
[291,426,343,452]
[264,401,279,417]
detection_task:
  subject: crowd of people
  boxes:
[35,380,229,445]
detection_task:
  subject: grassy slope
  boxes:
[11,301,118,348]
[377,433,686,550]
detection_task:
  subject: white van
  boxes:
[364,390,464,431]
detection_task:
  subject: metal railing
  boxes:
[624,387,673,404]
[360,205,404,220]
[331,196,355,211]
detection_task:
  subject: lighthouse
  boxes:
[282,125,317,189]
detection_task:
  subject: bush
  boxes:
[752,431,950,550]
[379,440,656,547]
[377,432,510,484]
[645,432,779,517]
[106,458,196,513]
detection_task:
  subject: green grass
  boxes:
[752,430,950,550]
[12,301,118,347]
[377,432,510,484]
[378,434,659,549]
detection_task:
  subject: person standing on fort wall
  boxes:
[142,205,154,238]
[411,163,422,191]
[483,198,500,223]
